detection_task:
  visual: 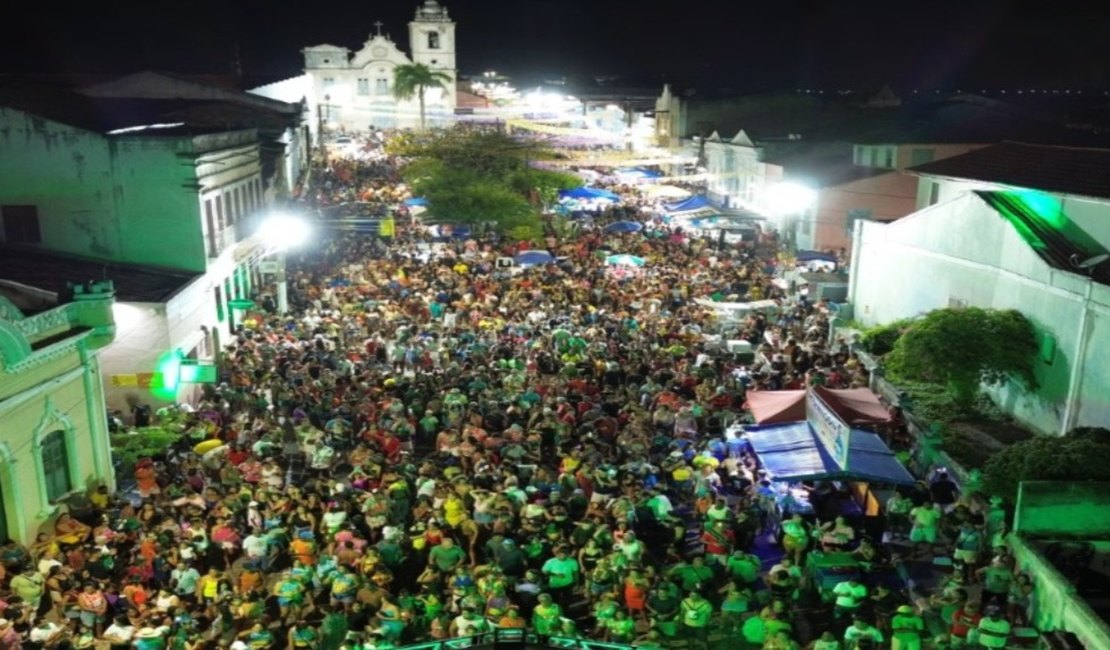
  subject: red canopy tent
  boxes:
[745,390,807,424]
[745,387,891,427]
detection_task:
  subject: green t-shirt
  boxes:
[891,614,924,640]
[726,554,761,583]
[983,567,1012,594]
[680,598,713,628]
[429,545,466,572]
[542,557,579,588]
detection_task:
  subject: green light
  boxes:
[178,362,217,383]
[152,349,184,401]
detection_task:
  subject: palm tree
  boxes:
[392,63,453,130]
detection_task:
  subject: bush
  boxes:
[886,307,1037,405]
[110,426,183,471]
[859,319,913,356]
[982,435,1110,502]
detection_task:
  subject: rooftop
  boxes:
[0,247,199,303]
[0,77,289,137]
[911,142,1110,201]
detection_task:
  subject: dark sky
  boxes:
[5,0,1110,90]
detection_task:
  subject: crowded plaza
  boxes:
[3,129,1030,650]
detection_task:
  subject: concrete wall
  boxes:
[1015,482,1110,537]
[0,109,122,259]
[1010,534,1110,650]
[98,302,171,412]
[810,172,919,253]
[109,137,207,272]
[850,192,1110,435]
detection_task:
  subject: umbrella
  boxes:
[603,221,644,234]
[403,197,428,207]
[605,254,646,267]
[513,250,554,266]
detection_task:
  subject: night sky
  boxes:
[5,0,1110,90]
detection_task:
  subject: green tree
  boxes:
[983,433,1110,501]
[392,63,453,130]
[392,128,580,233]
[859,318,914,356]
[885,307,1037,406]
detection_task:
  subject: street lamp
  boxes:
[764,181,816,251]
[259,213,312,314]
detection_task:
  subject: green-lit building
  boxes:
[848,142,1110,436]
[0,78,282,411]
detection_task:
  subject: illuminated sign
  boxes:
[806,389,850,469]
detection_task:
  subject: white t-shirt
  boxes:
[242,535,268,558]
[31,623,64,643]
[103,623,135,645]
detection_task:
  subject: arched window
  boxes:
[41,430,71,502]
[427,32,440,50]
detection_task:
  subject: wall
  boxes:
[0,109,122,259]
[1010,534,1110,649]
[98,302,171,412]
[811,171,918,252]
[109,137,207,272]
[1015,481,1110,538]
[850,192,1110,435]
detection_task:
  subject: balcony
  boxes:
[207,223,241,260]
[1,281,116,371]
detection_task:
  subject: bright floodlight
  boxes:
[765,182,817,215]
[260,213,312,250]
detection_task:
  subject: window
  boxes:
[948,297,968,309]
[910,147,935,166]
[41,430,71,502]
[215,285,225,322]
[881,147,895,168]
[928,181,941,206]
[323,77,336,89]
[357,78,370,96]
[223,193,233,226]
[428,32,440,49]
[846,208,872,234]
[375,78,389,95]
[204,200,217,257]
[233,186,243,223]
[2,205,41,244]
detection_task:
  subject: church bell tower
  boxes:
[408,0,457,109]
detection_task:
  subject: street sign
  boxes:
[178,361,218,384]
[259,261,280,274]
[228,299,255,310]
[111,373,164,388]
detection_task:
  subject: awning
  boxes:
[812,386,892,427]
[559,187,621,202]
[744,422,915,485]
[664,195,711,213]
[745,390,807,424]
[796,250,838,263]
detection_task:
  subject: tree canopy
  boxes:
[983,429,1110,501]
[390,128,581,237]
[885,307,1037,405]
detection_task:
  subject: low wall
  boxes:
[1010,534,1110,649]
[1016,482,1110,537]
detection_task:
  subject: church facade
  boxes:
[302,0,457,131]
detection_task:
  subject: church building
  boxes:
[300,0,457,131]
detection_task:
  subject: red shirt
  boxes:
[951,609,982,638]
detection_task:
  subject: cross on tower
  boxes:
[373,21,384,36]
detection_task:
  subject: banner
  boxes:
[806,389,850,469]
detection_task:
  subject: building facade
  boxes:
[0,282,116,543]
[302,0,458,131]
[0,97,273,412]
[848,143,1110,435]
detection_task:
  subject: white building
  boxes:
[299,0,458,131]
[848,142,1110,436]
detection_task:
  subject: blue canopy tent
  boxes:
[558,187,621,202]
[743,421,915,485]
[796,250,838,264]
[664,195,711,213]
[603,221,644,234]
[403,197,428,207]
[513,250,554,266]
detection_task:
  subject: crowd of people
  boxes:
[1,131,1030,650]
